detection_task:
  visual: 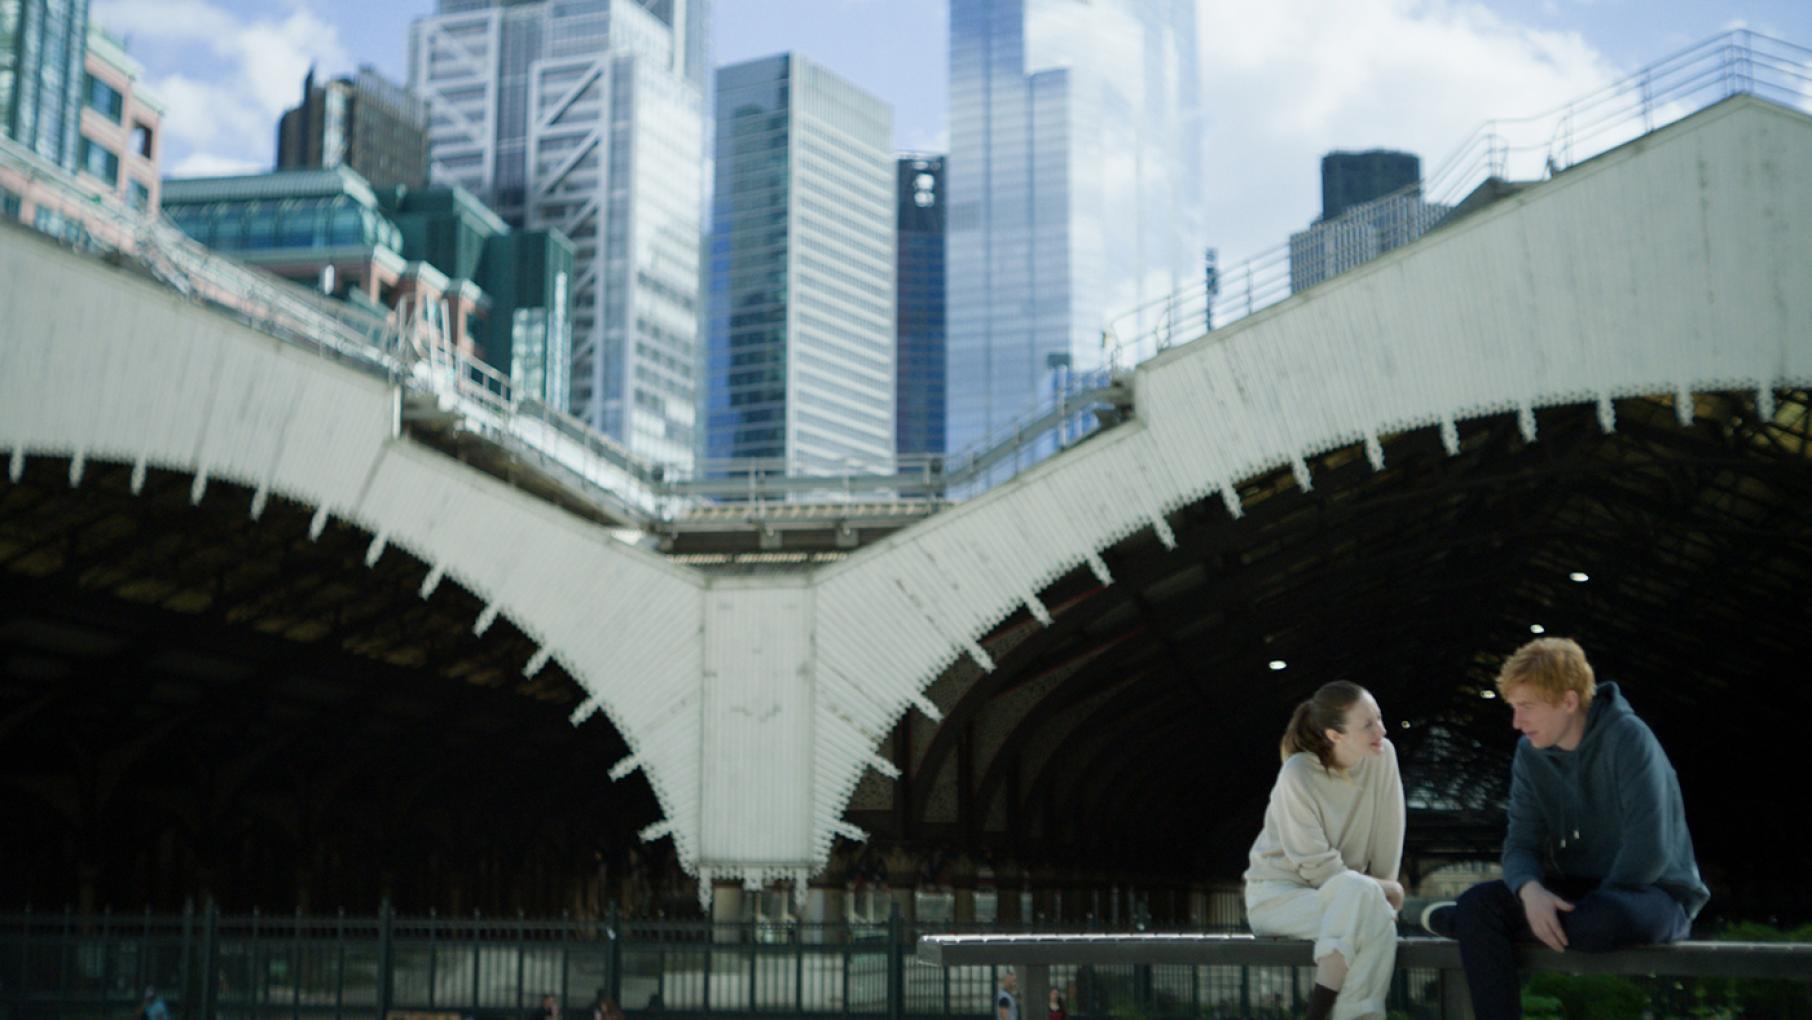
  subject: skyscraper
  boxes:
[1289,149,1445,293]
[945,0,1205,454]
[706,54,894,477]
[278,67,431,189]
[1320,149,1419,221]
[409,0,705,468]
[895,154,945,459]
[1,0,89,171]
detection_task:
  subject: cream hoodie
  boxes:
[1244,739,1405,889]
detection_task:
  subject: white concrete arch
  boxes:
[802,96,1812,879]
[4,97,1809,892]
[0,224,710,869]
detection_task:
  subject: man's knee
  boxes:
[1454,881,1514,940]
[1565,889,1682,953]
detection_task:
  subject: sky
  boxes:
[95,0,1812,272]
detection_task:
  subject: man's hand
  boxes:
[1519,882,1576,951]
[1372,877,1405,912]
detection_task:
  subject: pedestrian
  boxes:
[532,993,561,1019]
[137,986,170,1020]
[995,968,1019,1020]
[1046,987,1066,1020]
[1426,638,1708,1020]
[1244,680,1405,1020]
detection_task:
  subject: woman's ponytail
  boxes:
[1278,680,1366,770]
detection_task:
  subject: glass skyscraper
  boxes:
[1,0,89,171]
[409,0,704,467]
[707,54,894,476]
[895,154,945,459]
[945,0,1205,453]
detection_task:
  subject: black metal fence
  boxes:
[0,905,1466,1020]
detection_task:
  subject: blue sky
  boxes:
[95,0,1812,265]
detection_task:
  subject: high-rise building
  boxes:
[409,0,705,468]
[277,67,430,189]
[706,54,894,477]
[945,0,1206,454]
[1320,149,1419,221]
[163,166,574,405]
[77,25,160,213]
[895,154,944,460]
[1289,150,1446,293]
[1,0,90,171]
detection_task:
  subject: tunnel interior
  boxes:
[0,460,673,916]
[846,391,1812,927]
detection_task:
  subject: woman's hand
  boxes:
[1372,877,1405,912]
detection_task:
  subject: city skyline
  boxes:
[92,1,1812,274]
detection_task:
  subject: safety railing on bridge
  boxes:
[1105,29,1812,369]
[6,30,1810,534]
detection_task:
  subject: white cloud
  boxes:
[1197,0,1619,263]
[92,0,353,177]
[169,151,265,177]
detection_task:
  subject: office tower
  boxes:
[895,154,945,459]
[164,167,574,405]
[77,25,160,213]
[707,54,894,476]
[1288,150,1445,293]
[1,0,89,170]
[409,0,705,468]
[1321,149,1419,221]
[277,67,430,189]
[945,0,1206,454]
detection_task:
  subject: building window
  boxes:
[86,74,124,121]
[130,122,153,158]
[79,139,120,186]
[126,180,150,212]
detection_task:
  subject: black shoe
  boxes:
[1419,901,1458,938]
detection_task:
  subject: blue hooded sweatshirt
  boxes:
[1501,682,1709,919]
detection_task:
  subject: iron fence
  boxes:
[0,906,1440,1020]
[4,906,1803,1019]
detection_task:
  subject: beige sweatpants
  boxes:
[1245,871,1398,1020]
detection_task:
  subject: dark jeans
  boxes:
[1453,877,1690,1020]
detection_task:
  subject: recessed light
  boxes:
[1268,660,1287,671]
[1569,572,1589,583]
[1481,690,1497,700]
[1530,624,1545,634]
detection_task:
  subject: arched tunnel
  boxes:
[3,391,1809,927]
[0,459,672,916]
[843,391,1812,927]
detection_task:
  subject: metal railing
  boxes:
[8,906,1800,1019]
[1104,29,1812,369]
[0,905,1395,1020]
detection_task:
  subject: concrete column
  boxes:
[992,863,1023,926]
[803,848,853,942]
[949,854,978,926]
[884,846,919,924]
[711,879,745,943]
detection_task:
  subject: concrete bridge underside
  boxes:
[2,97,1810,911]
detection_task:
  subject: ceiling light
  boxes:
[1569,572,1589,583]
[1481,690,1497,700]
[1530,624,1545,634]
[1400,720,1411,729]
[1268,660,1287,671]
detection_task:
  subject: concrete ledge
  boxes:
[916,933,1812,981]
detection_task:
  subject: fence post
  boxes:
[887,903,905,1020]
[200,899,220,1020]
[607,903,623,1006]
[377,898,395,1017]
